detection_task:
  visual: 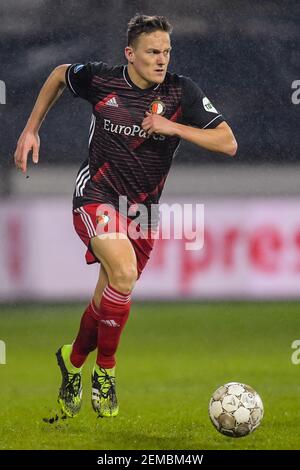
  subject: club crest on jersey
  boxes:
[96,213,110,226]
[149,99,166,115]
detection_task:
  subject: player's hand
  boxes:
[14,130,40,174]
[142,112,177,137]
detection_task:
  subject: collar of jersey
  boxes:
[123,65,161,93]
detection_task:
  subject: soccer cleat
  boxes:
[91,365,118,417]
[56,344,83,418]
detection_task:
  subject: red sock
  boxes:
[70,300,99,368]
[97,284,131,369]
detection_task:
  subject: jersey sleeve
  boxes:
[181,76,224,129]
[65,62,107,101]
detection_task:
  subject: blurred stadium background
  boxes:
[1,0,300,450]
[1,0,299,301]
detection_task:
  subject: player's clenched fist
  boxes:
[14,131,40,173]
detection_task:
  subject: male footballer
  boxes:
[14,14,237,419]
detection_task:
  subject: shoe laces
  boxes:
[65,372,81,397]
[96,368,115,398]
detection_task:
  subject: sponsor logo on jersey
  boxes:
[203,97,218,114]
[96,213,110,225]
[103,118,165,141]
[149,99,166,115]
[74,64,84,74]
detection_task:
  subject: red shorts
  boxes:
[73,203,155,278]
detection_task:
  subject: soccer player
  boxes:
[14,14,237,419]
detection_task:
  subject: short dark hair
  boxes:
[127,14,172,47]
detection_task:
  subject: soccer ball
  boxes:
[208,382,264,437]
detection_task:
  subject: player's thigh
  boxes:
[90,233,138,291]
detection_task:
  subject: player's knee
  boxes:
[110,263,138,293]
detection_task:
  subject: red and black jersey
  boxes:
[66,62,224,219]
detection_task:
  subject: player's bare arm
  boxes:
[14,64,69,173]
[142,113,237,156]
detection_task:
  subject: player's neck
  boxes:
[127,64,155,90]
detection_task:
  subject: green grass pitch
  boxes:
[0,301,300,450]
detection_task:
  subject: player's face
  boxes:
[127,31,171,88]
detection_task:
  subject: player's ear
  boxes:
[125,46,134,64]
